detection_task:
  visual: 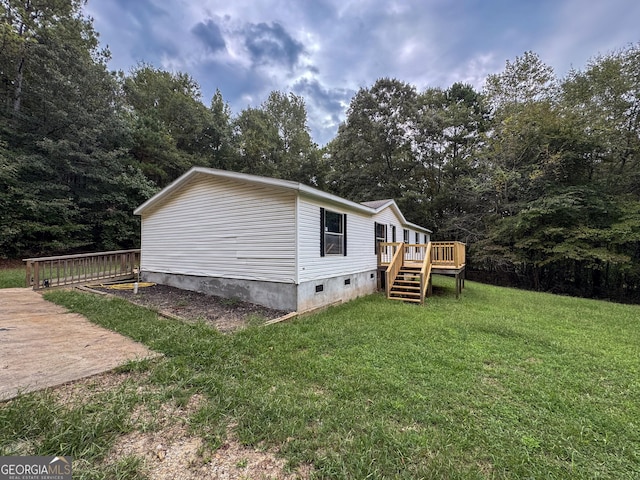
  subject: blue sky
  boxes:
[84,0,639,146]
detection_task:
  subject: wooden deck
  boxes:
[378,241,466,303]
[0,288,158,401]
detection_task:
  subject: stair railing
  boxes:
[385,242,405,299]
[420,242,433,304]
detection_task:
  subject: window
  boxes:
[320,208,347,256]
[374,222,386,254]
[415,232,419,244]
[424,233,429,243]
[391,225,396,242]
[403,229,409,243]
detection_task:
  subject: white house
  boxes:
[134,167,431,312]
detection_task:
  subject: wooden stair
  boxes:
[388,266,423,303]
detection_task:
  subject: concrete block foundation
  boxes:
[297,270,378,312]
[142,270,378,313]
[142,272,297,312]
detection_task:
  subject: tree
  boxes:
[562,44,640,195]
[122,65,216,186]
[207,88,234,169]
[231,91,322,185]
[231,106,281,176]
[416,83,489,240]
[0,0,155,256]
[472,49,640,301]
[0,0,83,115]
[484,51,557,109]
[327,78,420,210]
[262,91,321,184]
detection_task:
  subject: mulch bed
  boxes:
[93,283,290,333]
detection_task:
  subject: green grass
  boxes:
[0,267,25,288]
[1,277,639,478]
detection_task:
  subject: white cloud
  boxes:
[85,0,640,145]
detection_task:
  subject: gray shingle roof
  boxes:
[360,199,393,209]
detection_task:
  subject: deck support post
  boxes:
[25,261,32,288]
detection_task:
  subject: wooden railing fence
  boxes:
[379,241,466,269]
[377,242,402,265]
[429,242,466,268]
[24,249,140,290]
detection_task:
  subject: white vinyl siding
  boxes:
[141,175,296,283]
[298,196,375,282]
[371,206,430,245]
[373,207,407,244]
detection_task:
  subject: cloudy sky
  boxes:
[84,0,639,145]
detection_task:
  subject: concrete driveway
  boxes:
[0,288,158,401]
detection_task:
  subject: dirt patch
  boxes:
[49,371,313,479]
[51,369,155,409]
[94,284,291,333]
[112,424,312,480]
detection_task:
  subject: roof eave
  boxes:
[370,199,432,234]
[134,166,202,215]
[298,184,375,214]
[133,167,432,233]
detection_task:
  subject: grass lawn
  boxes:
[1,275,639,478]
[0,266,25,288]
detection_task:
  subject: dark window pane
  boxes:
[325,210,342,234]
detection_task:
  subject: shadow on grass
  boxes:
[428,275,462,298]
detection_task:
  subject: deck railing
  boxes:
[378,242,431,264]
[378,242,402,265]
[430,241,466,269]
[379,241,466,269]
[405,243,430,263]
[24,249,140,290]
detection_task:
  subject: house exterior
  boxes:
[134,167,431,312]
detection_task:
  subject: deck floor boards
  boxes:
[0,288,159,401]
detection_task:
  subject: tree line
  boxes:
[1,1,638,302]
[328,52,640,303]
